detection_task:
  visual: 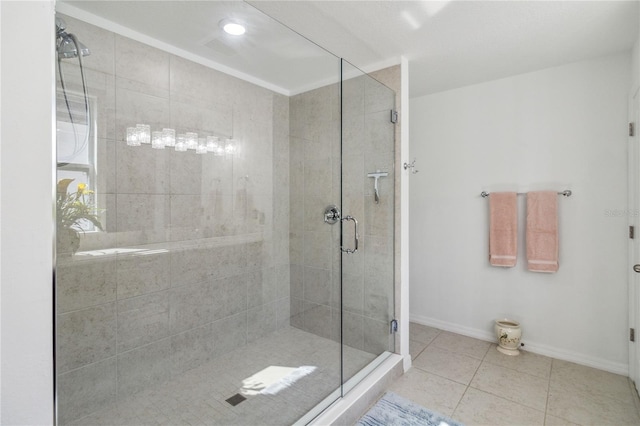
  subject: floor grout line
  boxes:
[450,382,470,419]
[543,359,553,425]
[396,323,640,426]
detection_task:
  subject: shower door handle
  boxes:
[341,215,359,254]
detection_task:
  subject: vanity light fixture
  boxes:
[125,125,236,156]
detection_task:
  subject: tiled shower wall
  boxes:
[289,83,341,341]
[55,15,290,424]
[289,71,395,359]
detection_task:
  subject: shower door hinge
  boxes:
[631,328,635,342]
[631,226,635,239]
[390,319,398,334]
[630,122,635,137]
[390,110,398,124]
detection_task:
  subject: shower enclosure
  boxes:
[54,2,396,424]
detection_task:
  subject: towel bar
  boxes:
[481,190,572,198]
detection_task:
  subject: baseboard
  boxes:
[410,314,629,376]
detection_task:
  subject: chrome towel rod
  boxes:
[481,190,572,198]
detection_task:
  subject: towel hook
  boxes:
[403,159,418,174]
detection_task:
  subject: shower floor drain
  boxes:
[225,393,246,406]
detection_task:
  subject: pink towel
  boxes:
[489,192,517,267]
[527,191,558,272]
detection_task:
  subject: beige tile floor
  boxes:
[387,323,640,426]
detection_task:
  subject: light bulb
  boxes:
[126,127,140,146]
[162,128,175,147]
[136,124,150,144]
[151,131,165,149]
[206,135,219,152]
[175,134,187,152]
[185,132,198,150]
[196,138,207,154]
[223,22,245,36]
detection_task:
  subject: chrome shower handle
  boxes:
[341,215,359,254]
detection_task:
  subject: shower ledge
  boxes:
[58,232,267,264]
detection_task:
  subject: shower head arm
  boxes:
[55,17,66,34]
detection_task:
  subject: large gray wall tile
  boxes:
[115,143,170,197]
[117,338,172,398]
[57,303,116,373]
[57,357,117,425]
[116,193,170,246]
[116,251,170,299]
[117,291,170,352]
[276,297,291,330]
[169,55,216,101]
[170,280,215,334]
[211,312,247,357]
[212,274,248,320]
[115,35,169,90]
[303,266,331,306]
[303,231,332,270]
[247,267,276,309]
[303,302,332,339]
[171,324,214,375]
[115,87,170,147]
[247,302,277,343]
[275,264,291,300]
[56,258,116,313]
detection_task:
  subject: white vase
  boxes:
[494,319,522,356]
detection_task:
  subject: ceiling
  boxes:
[252,0,639,98]
[60,1,342,95]
[60,1,638,98]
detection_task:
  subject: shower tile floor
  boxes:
[69,327,376,426]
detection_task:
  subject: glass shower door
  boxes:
[54,3,396,424]
[340,60,396,387]
[54,3,345,425]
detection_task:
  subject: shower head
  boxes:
[57,35,91,59]
[56,17,91,59]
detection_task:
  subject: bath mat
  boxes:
[357,392,464,426]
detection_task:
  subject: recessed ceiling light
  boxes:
[220,20,246,36]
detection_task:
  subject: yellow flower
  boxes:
[77,183,94,195]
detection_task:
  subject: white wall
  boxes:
[632,40,639,95]
[400,56,411,371]
[410,53,631,373]
[627,5,640,390]
[0,1,55,424]
[0,3,3,420]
